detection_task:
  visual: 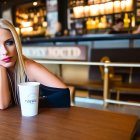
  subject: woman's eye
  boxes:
[5,39,15,46]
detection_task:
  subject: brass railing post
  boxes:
[103,65,109,108]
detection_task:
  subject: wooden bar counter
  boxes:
[0,106,138,140]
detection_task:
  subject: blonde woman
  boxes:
[0,19,70,110]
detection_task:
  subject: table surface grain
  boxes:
[0,106,138,140]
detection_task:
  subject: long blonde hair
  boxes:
[0,19,26,104]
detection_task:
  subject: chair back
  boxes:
[99,56,122,83]
[99,56,114,80]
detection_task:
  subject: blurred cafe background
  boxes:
[0,0,138,37]
[1,0,140,120]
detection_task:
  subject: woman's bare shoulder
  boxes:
[24,57,35,65]
[24,57,44,71]
[24,58,46,82]
[24,57,66,88]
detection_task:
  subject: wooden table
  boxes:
[0,106,138,140]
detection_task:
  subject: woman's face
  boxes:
[0,28,18,69]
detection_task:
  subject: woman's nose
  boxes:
[0,46,8,55]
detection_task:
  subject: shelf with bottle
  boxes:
[69,12,136,35]
[68,0,136,34]
[70,0,133,19]
[71,10,133,21]
[86,16,110,30]
[15,1,47,37]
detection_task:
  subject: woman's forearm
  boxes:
[0,66,11,109]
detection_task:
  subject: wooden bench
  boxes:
[110,82,140,101]
[104,65,140,107]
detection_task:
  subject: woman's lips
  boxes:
[2,57,12,63]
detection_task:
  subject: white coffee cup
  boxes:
[18,82,40,117]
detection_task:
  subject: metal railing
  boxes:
[35,60,140,107]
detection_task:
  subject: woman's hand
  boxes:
[0,65,11,109]
[0,60,6,67]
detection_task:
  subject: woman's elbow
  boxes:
[0,103,9,110]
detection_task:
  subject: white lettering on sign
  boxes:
[47,47,81,58]
[23,46,86,60]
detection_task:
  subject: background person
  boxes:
[0,19,70,110]
[108,18,128,34]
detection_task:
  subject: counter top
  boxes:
[22,34,140,44]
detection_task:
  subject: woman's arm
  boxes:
[0,66,11,109]
[24,58,70,108]
[24,58,67,88]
